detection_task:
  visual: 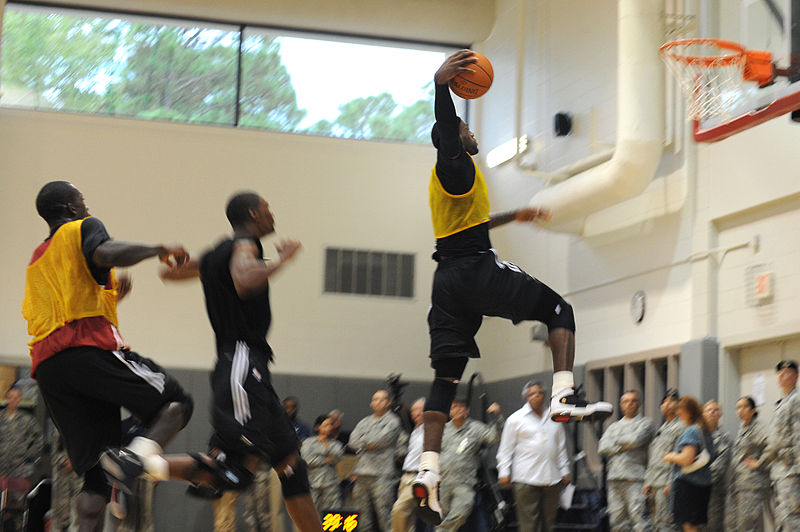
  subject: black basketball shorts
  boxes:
[209,341,299,467]
[428,249,567,360]
[36,346,192,475]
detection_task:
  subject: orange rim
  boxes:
[659,38,745,67]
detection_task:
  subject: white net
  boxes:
[660,39,747,120]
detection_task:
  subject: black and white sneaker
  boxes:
[188,452,245,490]
[101,448,145,494]
[550,387,613,422]
[412,469,443,525]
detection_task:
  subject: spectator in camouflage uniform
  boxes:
[702,400,731,532]
[302,415,344,514]
[437,397,502,532]
[114,480,154,532]
[728,396,770,532]
[598,390,654,532]
[242,463,272,532]
[349,389,402,532]
[642,388,682,532]
[48,420,82,532]
[210,464,272,531]
[747,360,800,532]
[0,386,42,531]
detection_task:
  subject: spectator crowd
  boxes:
[1,358,799,532]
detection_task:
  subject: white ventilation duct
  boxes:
[530,0,665,232]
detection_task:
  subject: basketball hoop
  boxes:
[660,39,746,120]
[660,38,774,121]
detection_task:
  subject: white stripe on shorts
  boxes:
[490,248,522,273]
[231,341,252,425]
[112,350,166,394]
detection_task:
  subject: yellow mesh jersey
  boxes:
[429,156,490,238]
[22,219,118,347]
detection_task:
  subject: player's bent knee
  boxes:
[280,458,311,498]
[178,395,194,428]
[548,300,575,333]
[426,358,466,415]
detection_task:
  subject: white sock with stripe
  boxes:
[552,371,574,397]
[420,451,440,474]
[127,436,169,481]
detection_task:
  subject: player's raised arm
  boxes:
[433,51,476,159]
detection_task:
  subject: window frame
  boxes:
[1,0,471,140]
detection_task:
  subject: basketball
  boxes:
[449,52,494,99]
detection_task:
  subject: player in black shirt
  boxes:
[412,51,613,525]
[161,191,323,532]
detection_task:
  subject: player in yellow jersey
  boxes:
[23,182,266,532]
[413,51,613,525]
[23,181,195,532]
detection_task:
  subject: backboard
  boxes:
[687,0,800,141]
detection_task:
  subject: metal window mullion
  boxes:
[234,24,244,127]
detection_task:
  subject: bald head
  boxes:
[370,389,391,416]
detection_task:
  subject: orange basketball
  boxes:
[449,52,494,99]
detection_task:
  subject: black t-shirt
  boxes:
[199,236,272,359]
[49,217,112,285]
[433,83,491,257]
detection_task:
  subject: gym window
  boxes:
[0,2,462,143]
[324,247,415,298]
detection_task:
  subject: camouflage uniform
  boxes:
[758,388,800,532]
[213,490,239,532]
[242,464,272,532]
[644,417,683,532]
[705,427,732,532]
[349,412,402,532]
[436,416,502,532]
[48,429,82,532]
[728,417,770,532]
[302,436,344,513]
[115,479,155,532]
[0,408,42,530]
[598,414,655,532]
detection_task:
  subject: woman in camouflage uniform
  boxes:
[727,396,770,532]
[301,416,344,514]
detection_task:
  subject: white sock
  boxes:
[552,371,574,396]
[420,451,440,474]
[142,455,169,481]
[127,437,169,481]
[127,436,162,458]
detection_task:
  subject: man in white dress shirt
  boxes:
[391,398,426,532]
[497,382,570,532]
